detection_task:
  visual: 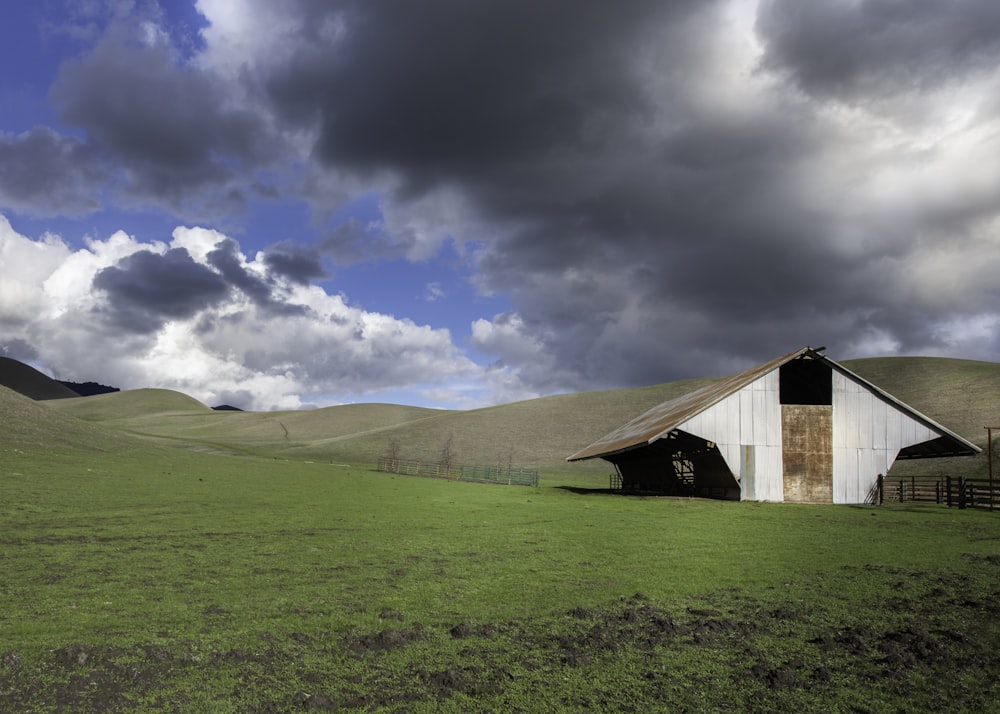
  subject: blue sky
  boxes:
[2,0,1000,410]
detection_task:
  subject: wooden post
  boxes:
[988,427,995,512]
[946,475,952,508]
[877,474,884,506]
[959,477,966,509]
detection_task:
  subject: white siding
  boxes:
[831,372,941,504]
[679,370,784,502]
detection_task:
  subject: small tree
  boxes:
[384,437,402,472]
[439,432,457,476]
[496,444,515,479]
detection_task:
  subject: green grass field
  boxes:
[4,433,1000,710]
[2,356,1000,711]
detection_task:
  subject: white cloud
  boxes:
[470,312,549,365]
[194,0,307,77]
[0,216,71,322]
[0,216,490,410]
[424,282,445,302]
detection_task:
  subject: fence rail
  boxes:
[877,475,999,510]
[376,457,538,487]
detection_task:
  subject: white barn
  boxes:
[567,347,981,504]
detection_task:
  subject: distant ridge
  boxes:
[0,356,79,400]
[58,380,120,397]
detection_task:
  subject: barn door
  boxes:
[782,404,833,503]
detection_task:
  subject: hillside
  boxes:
[45,372,718,469]
[7,355,1000,476]
[0,384,148,459]
[0,356,79,400]
[49,392,449,457]
[47,388,212,421]
[283,377,722,471]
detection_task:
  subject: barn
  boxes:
[567,347,981,504]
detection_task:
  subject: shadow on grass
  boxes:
[557,486,684,497]
[556,486,620,495]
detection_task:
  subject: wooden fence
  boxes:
[876,474,1000,510]
[376,457,539,487]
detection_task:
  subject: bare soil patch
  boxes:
[4,561,1000,712]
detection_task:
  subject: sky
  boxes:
[1,0,999,411]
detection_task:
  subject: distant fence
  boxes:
[876,474,1000,511]
[376,457,538,487]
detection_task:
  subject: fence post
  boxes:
[959,477,966,509]
[876,474,884,506]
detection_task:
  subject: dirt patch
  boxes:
[6,562,1000,712]
[345,625,424,654]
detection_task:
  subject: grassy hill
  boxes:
[46,375,720,471]
[0,384,153,459]
[13,355,1000,477]
[0,356,79,400]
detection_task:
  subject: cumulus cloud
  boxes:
[0,217,486,409]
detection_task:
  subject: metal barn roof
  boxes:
[567,347,981,462]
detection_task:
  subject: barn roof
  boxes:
[567,347,981,462]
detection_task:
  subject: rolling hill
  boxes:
[0,356,80,400]
[3,355,998,476]
[0,383,150,458]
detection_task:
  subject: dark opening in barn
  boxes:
[779,357,832,405]
[607,430,740,499]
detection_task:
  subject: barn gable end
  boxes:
[567,347,981,504]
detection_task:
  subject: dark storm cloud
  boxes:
[93,248,228,332]
[206,238,314,316]
[756,0,1000,99]
[316,219,408,264]
[263,0,692,188]
[206,238,274,304]
[0,338,39,363]
[251,0,1000,392]
[263,242,327,284]
[49,18,279,220]
[0,127,108,216]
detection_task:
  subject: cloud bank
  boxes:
[1,0,999,408]
[0,217,483,409]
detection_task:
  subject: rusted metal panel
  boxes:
[782,404,833,503]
